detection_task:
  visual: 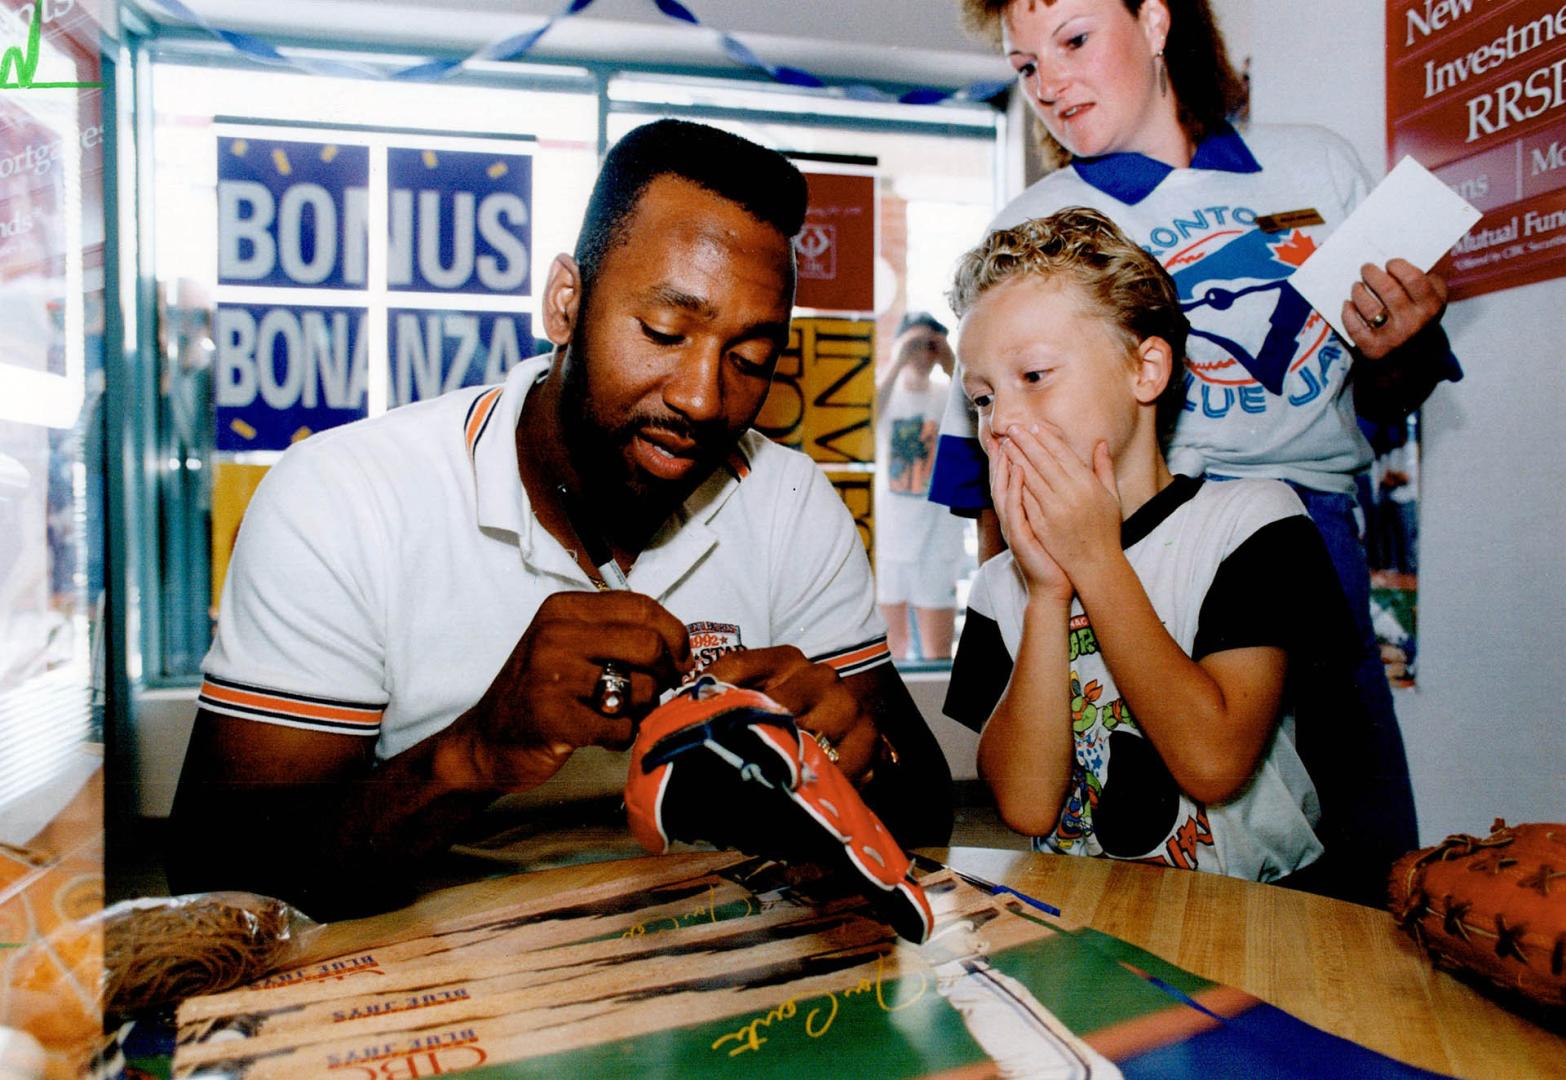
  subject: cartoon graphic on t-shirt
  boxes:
[1165,808,1216,870]
[887,416,938,495]
[1039,617,1214,871]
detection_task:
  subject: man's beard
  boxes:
[556,338,730,523]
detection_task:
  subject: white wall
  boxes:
[1252,4,1566,842]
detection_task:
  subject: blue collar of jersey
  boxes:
[1070,125,1261,205]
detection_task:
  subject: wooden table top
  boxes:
[296,845,1566,1079]
[936,845,1566,1079]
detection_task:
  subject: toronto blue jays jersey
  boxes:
[933,124,1412,508]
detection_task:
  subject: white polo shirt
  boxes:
[201,356,890,761]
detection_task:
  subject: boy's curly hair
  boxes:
[949,206,1189,446]
[958,0,1247,172]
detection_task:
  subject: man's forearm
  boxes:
[167,716,504,921]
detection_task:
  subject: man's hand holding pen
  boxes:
[437,592,693,793]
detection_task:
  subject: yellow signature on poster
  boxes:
[755,318,874,465]
[211,463,271,612]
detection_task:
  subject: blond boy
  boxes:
[942,208,1341,883]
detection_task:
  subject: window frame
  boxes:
[126,28,1006,689]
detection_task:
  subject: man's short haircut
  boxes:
[949,206,1189,447]
[897,311,949,338]
[573,119,809,292]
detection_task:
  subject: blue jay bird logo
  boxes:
[1167,227,1326,396]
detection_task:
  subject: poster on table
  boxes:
[156,853,1444,1080]
[1387,0,1566,298]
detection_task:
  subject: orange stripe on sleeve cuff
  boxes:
[817,637,891,674]
[198,678,385,735]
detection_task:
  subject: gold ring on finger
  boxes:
[812,730,840,764]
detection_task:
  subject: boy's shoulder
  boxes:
[1138,477,1310,568]
[1185,476,1307,526]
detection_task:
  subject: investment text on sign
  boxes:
[1389,0,1566,297]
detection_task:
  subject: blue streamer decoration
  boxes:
[140,0,1009,106]
[653,0,701,27]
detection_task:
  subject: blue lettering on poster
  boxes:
[387,309,532,406]
[217,138,368,289]
[387,147,531,295]
[214,303,367,450]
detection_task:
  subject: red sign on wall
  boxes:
[1388,0,1566,298]
[794,172,875,313]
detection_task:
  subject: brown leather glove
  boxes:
[1387,819,1566,1007]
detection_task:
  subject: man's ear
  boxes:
[1132,335,1174,406]
[541,254,583,346]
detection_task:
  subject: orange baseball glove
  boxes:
[626,676,932,943]
[1387,819,1566,1008]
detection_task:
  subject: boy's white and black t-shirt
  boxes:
[946,476,1337,882]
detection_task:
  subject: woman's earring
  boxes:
[1155,50,1169,97]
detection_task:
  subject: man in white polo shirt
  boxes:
[169,120,953,917]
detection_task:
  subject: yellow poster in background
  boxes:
[823,468,874,559]
[756,318,874,463]
[755,318,876,556]
[210,463,271,612]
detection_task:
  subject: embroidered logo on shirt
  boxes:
[688,621,745,670]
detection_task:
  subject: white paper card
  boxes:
[1289,155,1481,341]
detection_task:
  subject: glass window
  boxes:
[0,0,106,851]
[143,54,601,682]
[140,54,1005,681]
